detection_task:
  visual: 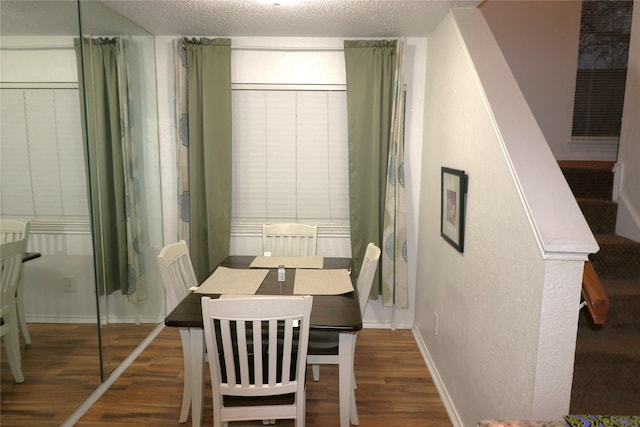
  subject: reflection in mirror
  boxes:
[0,0,163,424]
[76,0,164,379]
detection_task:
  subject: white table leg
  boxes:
[339,332,359,426]
[189,327,205,427]
[178,328,192,423]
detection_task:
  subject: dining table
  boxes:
[164,255,363,427]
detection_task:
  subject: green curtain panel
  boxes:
[75,38,128,296]
[184,38,232,282]
[344,39,397,298]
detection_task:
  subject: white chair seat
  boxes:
[1,219,32,345]
[306,242,381,425]
[157,240,199,423]
[202,295,313,427]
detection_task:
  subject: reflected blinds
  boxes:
[0,88,88,218]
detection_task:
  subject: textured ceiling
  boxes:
[1,0,481,37]
[99,0,480,37]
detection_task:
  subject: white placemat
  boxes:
[194,266,268,295]
[293,268,353,295]
[250,255,324,269]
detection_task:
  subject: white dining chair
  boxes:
[1,238,28,383]
[157,240,199,423]
[262,223,318,256]
[306,242,381,424]
[0,219,32,345]
[202,295,313,427]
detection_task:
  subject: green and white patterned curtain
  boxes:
[174,39,190,244]
[381,38,408,312]
[115,38,145,302]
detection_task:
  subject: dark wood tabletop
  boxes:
[23,252,41,262]
[164,255,363,332]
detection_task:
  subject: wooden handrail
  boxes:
[581,260,609,325]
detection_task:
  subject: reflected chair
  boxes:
[0,219,32,345]
[1,238,27,383]
[202,295,313,427]
[157,240,199,423]
[262,223,318,256]
[306,242,381,424]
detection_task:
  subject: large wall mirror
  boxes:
[0,0,163,423]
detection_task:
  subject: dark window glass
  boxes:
[572,0,633,138]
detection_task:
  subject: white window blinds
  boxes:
[232,89,349,225]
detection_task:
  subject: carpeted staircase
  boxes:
[559,161,640,416]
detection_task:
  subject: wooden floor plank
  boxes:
[2,326,451,426]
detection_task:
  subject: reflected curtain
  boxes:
[343,40,397,298]
[381,39,408,311]
[75,37,145,297]
[183,38,232,282]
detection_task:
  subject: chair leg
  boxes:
[311,364,320,381]
[178,328,192,423]
[16,279,31,345]
[3,310,24,383]
[350,381,359,425]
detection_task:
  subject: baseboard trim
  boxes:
[363,321,413,329]
[411,326,463,427]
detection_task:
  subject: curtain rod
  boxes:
[0,46,73,51]
[231,45,343,52]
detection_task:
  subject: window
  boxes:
[571,0,633,138]
[231,87,349,226]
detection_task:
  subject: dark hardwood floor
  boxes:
[2,325,452,427]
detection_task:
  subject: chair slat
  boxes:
[253,320,263,387]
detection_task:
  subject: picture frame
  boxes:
[441,167,468,253]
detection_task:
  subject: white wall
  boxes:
[616,0,640,242]
[480,0,620,162]
[155,36,427,329]
[415,9,595,425]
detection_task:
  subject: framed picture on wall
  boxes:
[441,167,468,253]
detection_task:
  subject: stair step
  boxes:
[590,234,640,280]
[559,162,614,200]
[604,280,640,330]
[572,331,640,405]
[577,198,618,234]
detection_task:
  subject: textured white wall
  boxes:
[415,9,589,425]
[616,0,640,242]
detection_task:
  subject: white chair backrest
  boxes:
[1,239,26,318]
[202,295,313,399]
[262,223,318,256]
[157,240,198,312]
[357,243,381,315]
[0,219,30,245]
